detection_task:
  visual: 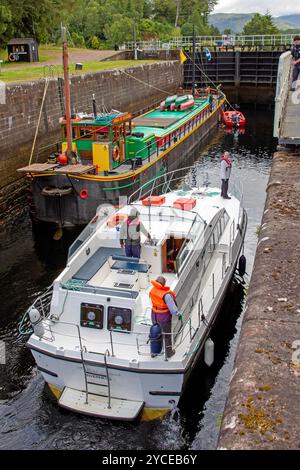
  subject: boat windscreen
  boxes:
[67,218,99,260]
[176,215,205,274]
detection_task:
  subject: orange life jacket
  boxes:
[149,280,176,314]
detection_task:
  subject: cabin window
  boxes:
[95,131,109,142]
[80,303,104,329]
[80,127,93,139]
[107,306,132,332]
[62,126,77,139]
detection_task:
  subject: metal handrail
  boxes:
[40,319,90,403]
[29,287,53,318]
[123,34,296,51]
[129,165,243,205]
[34,300,209,364]
[104,350,111,409]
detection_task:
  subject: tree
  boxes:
[91,35,100,49]
[104,15,136,46]
[0,3,12,38]
[243,13,280,35]
[0,0,221,49]
[153,0,177,25]
[180,0,218,23]
[71,32,86,48]
[175,0,181,27]
[210,25,220,35]
[181,23,200,36]
[223,28,232,35]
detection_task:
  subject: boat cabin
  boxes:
[60,112,135,172]
[59,95,212,175]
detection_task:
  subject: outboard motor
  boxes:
[238,254,246,278]
[149,323,162,357]
[29,307,45,338]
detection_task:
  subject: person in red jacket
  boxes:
[220,151,232,199]
[149,276,181,358]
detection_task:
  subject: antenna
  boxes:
[92,94,97,119]
[192,24,196,97]
[61,25,73,162]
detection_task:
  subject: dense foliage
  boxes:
[242,13,280,36]
[0,0,219,48]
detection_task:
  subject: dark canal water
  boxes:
[0,107,276,450]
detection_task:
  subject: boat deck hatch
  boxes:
[111,261,150,273]
[117,269,136,275]
[114,283,134,289]
[133,117,179,128]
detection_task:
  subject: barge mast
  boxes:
[62,25,73,162]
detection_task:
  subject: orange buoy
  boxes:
[58,153,68,165]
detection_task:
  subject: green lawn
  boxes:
[0,60,160,83]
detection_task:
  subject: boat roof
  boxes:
[63,112,132,127]
[132,98,209,138]
[92,186,238,245]
[59,98,209,139]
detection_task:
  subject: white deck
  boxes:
[59,387,144,420]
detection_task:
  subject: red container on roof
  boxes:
[142,195,166,206]
[173,197,196,211]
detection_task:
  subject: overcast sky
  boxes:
[213,0,300,16]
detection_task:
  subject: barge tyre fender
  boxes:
[42,186,73,197]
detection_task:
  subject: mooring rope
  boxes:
[119,69,176,97]
[28,78,50,165]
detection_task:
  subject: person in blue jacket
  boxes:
[291,35,300,92]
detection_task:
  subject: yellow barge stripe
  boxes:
[32,98,225,182]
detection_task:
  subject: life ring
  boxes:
[107,213,127,228]
[8,53,16,62]
[113,145,121,162]
[79,189,89,199]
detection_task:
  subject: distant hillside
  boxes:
[208,13,300,34]
[277,14,300,27]
[208,13,253,33]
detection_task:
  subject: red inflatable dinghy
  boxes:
[222,110,246,127]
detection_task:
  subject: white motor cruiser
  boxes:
[24,166,247,421]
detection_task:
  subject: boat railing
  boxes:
[123,34,296,50]
[29,286,53,319]
[37,303,204,364]
[34,141,62,164]
[129,165,243,206]
[130,97,222,171]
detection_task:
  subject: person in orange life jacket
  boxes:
[220,151,232,199]
[149,276,182,358]
[291,35,300,92]
[119,207,151,258]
